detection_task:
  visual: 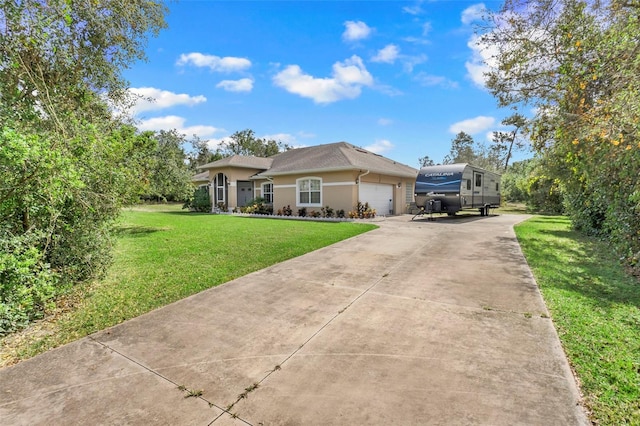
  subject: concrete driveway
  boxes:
[0,214,589,425]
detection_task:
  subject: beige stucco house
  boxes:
[195,142,418,215]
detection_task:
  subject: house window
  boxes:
[297,177,321,206]
[215,173,226,205]
[405,182,413,203]
[262,183,273,203]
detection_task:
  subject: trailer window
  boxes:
[496,182,499,191]
[466,179,471,190]
[475,174,482,187]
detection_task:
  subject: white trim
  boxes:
[322,181,355,187]
[274,184,296,189]
[296,176,322,207]
[261,182,273,203]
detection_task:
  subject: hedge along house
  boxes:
[197,142,418,215]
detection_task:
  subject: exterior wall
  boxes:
[204,167,264,209]
[271,170,415,215]
[272,171,358,214]
[201,166,416,214]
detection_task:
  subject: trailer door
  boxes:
[472,171,484,206]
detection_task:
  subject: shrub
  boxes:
[183,187,211,212]
[321,206,334,218]
[243,197,273,215]
[298,207,307,217]
[0,231,58,336]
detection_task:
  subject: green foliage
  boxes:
[500,160,531,203]
[0,0,167,131]
[320,206,334,218]
[243,197,273,215]
[443,132,478,165]
[0,231,57,335]
[481,0,640,273]
[277,205,293,216]
[217,129,291,158]
[144,130,194,202]
[0,0,169,331]
[184,187,211,212]
[349,202,376,219]
[439,131,505,173]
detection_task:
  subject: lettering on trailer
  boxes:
[422,172,455,177]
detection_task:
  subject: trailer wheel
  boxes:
[483,205,490,216]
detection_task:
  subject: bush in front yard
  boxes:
[243,197,273,215]
[0,230,57,335]
[184,187,211,212]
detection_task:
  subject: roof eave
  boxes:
[257,166,417,178]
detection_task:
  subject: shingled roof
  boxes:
[257,142,417,178]
[198,155,273,170]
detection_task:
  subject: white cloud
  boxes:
[403,36,430,45]
[342,21,372,42]
[414,72,459,89]
[461,3,487,25]
[137,115,222,138]
[371,44,400,64]
[216,78,254,92]
[261,133,297,144]
[364,139,394,154]
[402,2,423,15]
[465,33,498,87]
[449,116,496,134]
[422,22,432,37]
[273,55,373,104]
[401,54,428,73]
[378,118,393,126]
[177,52,251,72]
[128,87,206,114]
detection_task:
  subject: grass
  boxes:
[514,216,640,425]
[0,205,376,365]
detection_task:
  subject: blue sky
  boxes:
[124,0,530,168]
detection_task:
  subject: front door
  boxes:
[472,171,484,206]
[237,181,254,207]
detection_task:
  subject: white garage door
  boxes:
[360,183,393,215]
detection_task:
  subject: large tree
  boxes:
[479,0,640,267]
[145,130,194,202]
[217,129,291,157]
[443,132,479,164]
[0,0,167,333]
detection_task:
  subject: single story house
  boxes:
[196,142,419,215]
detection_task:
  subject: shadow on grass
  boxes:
[160,211,210,216]
[114,225,165,237]
[522,219,640,310]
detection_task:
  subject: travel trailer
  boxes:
[414,164,501,217]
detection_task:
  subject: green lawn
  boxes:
[1,205,376,365]
[515,216,640,425]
